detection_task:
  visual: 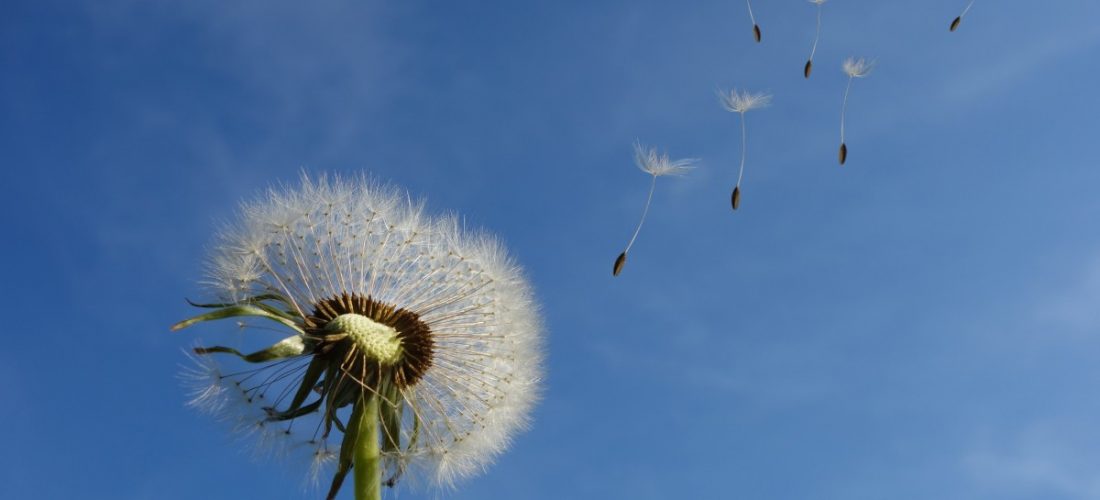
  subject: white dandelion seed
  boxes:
[180,349,305,461]
[719,88,772,210]
[173,173,543,500]
[950,0,977,32]
[804,0,827,78]
[843,56,875,79]
[613,142,696,276]
[839,57,874,165]
[746,0,762,42]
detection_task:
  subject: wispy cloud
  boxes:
[942,26,1100,106]
[85,0,410,167]
[1034,255,1100,334]
[964,421,1100,498]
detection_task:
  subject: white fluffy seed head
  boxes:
[632,141,697,177]
[843,57,875,78]
[195,172,544,489]
[718,88,773,114]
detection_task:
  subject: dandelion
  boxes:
[950,1,976,32]
[804,0,827,78]
[839,57,874,165]
[173,173,543,500]
[613,142,696,276]
[746,0,762,42]
[719,88,772,210]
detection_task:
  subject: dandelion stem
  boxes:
[960,0,976,18]
[738,112,750,188]
[623,175,657,254]
[840,76,853,144]
[353,394,381,500]
[808,3,822,63]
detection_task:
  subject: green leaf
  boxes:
[264,398,322,421]
[193,334,306,363]
[186,293,290,309]
[287,356,327,412]
[171,304,304,333]
[326,397,365,500]
[188,294,303,320]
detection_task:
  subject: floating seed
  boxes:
[805,1,825,80]
[615,143,696,278]
[753,24,762,42]
[719,89,770,215]
[951,1,976,32]
[613,252,627,276]
[839,58,872,167]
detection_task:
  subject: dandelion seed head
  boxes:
[843,57,875,78]
[718,88,773,114]
[180,350,304,460]
[632,142,697,177]
[180,172,544,492]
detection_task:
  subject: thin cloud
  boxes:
[964,421,1100,498]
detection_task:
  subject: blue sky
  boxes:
[3,1,1100,498]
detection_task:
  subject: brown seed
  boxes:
[804,60,813,79]
[839,143,848,165]
[753,24,762,43]
[613,252,627,276]
[731,186,741,210]
[950,16,962,32]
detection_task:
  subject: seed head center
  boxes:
[326,313,403,365]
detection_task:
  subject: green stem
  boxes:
[354,394,381,500]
